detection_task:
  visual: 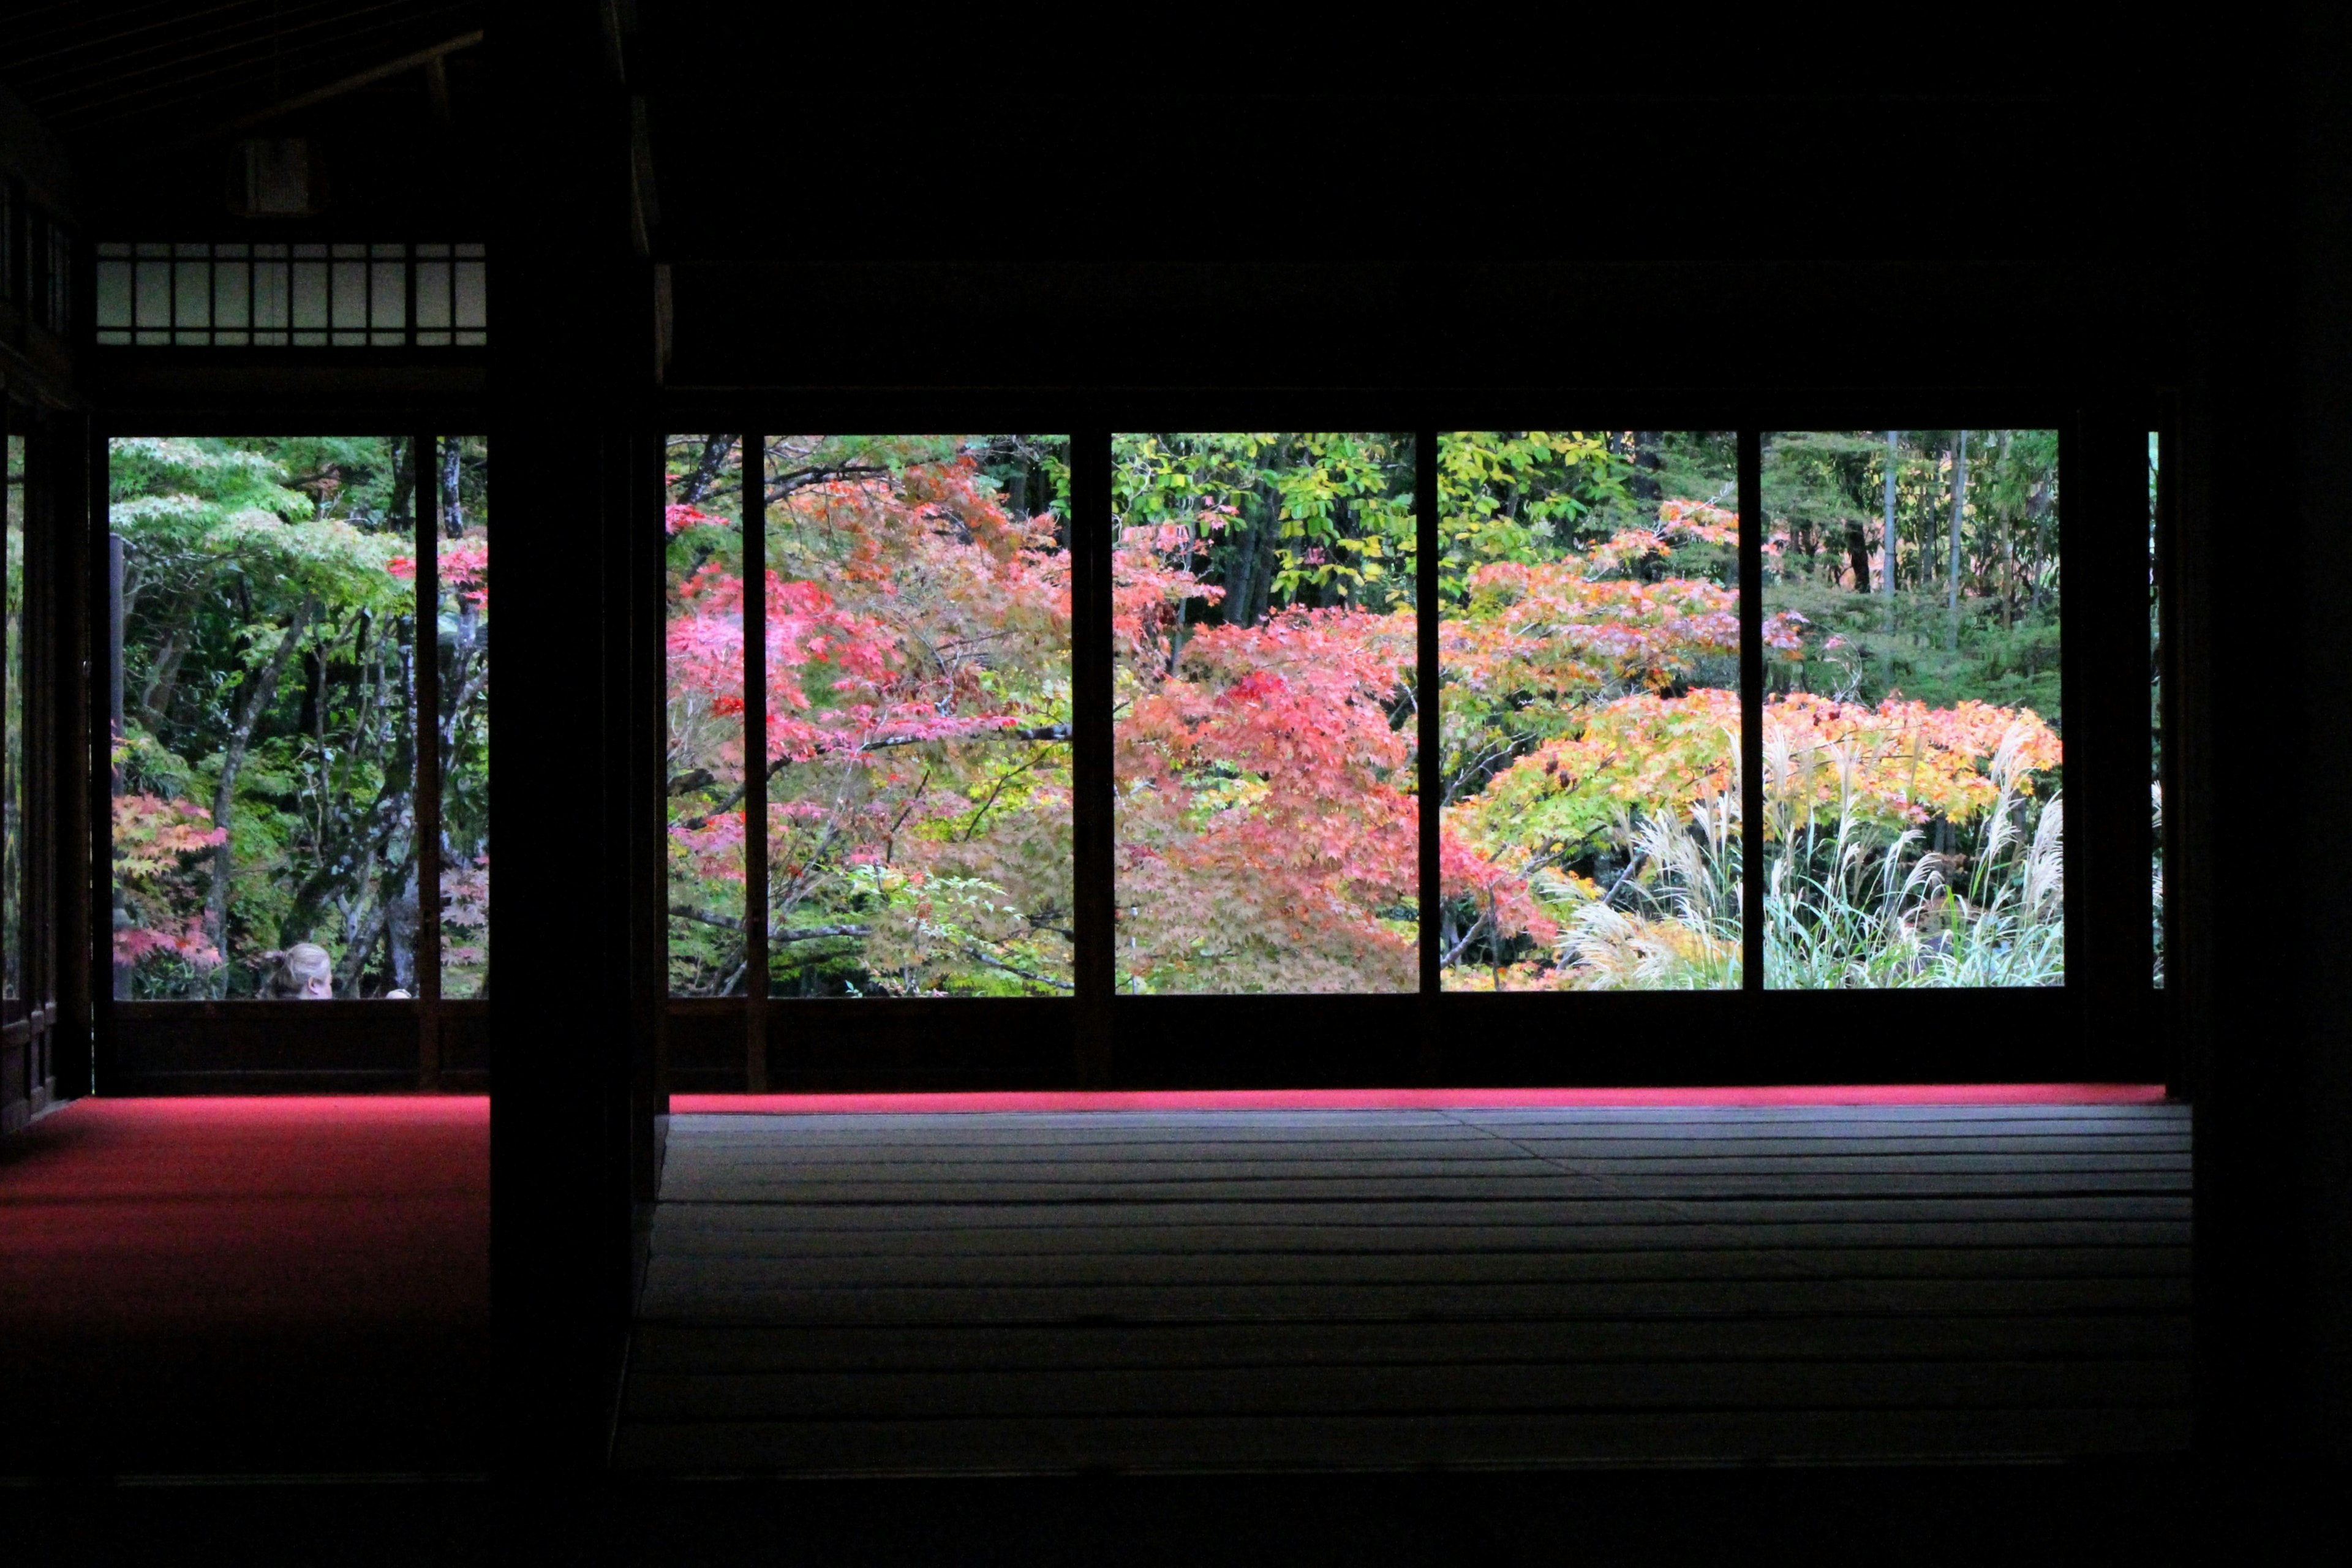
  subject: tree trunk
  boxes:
[1250,508,1278,625]
[442,436,466,538]
[388,878,419,993]
[677,434,735,505]
[203,597,317,993]
[135,582,205,732]
[383,437,414,529]
[1222,511,1260,630]
[2027,462,2054,612]
[1882,431,1901,599]
[1629,431,1663,505]
[1999,431,2016,628]
[336,845,417,996]
[282,639,421,970]
[1947,430,1969,652]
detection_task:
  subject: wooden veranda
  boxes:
[619,1098,2191,1472]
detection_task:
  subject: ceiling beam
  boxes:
[185,29,483,147]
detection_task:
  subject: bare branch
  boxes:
[667,903,870,943]
[676,725,1072,831]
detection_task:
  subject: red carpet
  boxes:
[675,1083,2170,1115]
[0,1096,489,1476]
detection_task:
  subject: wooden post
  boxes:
[413,434,443,1087]
[1739,429,1765,994]
[630,432,669,1205]
[741,435,768,1091]
[1415,428,1441,1077]
[61,417,98,1096]
[1070,429,1113,1085]
[490,0,642,1471]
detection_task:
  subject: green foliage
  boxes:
[109,435,491,998]
[1763,429,2063,730]
[1115,432,1416,620]
[1763,579,2063,725]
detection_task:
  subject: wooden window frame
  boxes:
[91,241,488,350]
[2,394,62,1131]
[652,398,2164,1094]
[94,425,488,1093]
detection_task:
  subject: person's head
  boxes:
[273,943,333,999]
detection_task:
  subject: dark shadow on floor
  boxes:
[11,1463,2342,1568]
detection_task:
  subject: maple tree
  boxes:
[1117,431,2065,992]
[105,426,2059,1004]
[660,429,2062,997]
[665,435,1073,996]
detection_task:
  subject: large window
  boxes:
[1112,433,1417,993]
[107,436,489,1001]
[1759,431,2062,988]
[1439,432,1742,991]
[666,435,1073,998]
[665,422,2100,1061]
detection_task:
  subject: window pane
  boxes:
[667,434,748,995]
[438,436,491,998]
[175,258,211,332]
[4,430,23,1001]
[110,437,424,998]
[1113,432,1417,993]
[1439,432,1742,990]
[213,259,251,330]
[1760,431,2062,989]
[761,434,1071,996]
[417,261,452,329]
[134,259,169,330]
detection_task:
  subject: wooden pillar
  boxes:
[628,431,668,1210]
[2189,0,2346,1469]
[1069,431,1111,1084]
[413,434,443,1086]
[491,0,643,1470]
[48,413,93,1101]
[2067,401,2156,1076]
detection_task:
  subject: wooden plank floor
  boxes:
[616,1102,2192,1474]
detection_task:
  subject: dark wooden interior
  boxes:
[5,0,2352,1556]
[622,1099,2193,1473]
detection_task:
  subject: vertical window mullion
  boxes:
[1,399,13,1031]
[28,407,51,1052]
[1415,429,1440,1061]
[1739,429,1765,993]
[742,434,769,1090]
[1071,429,1114,1084]
[2155,402,2177,1005]
[413,435,444,1084]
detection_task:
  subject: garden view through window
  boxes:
[1760,431,2062,988]
[1113,433,1419,993]
[666,435,1074,997]
[1438,432,1742,991]
[108,435,491,999]
[660,429,2070,1000]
